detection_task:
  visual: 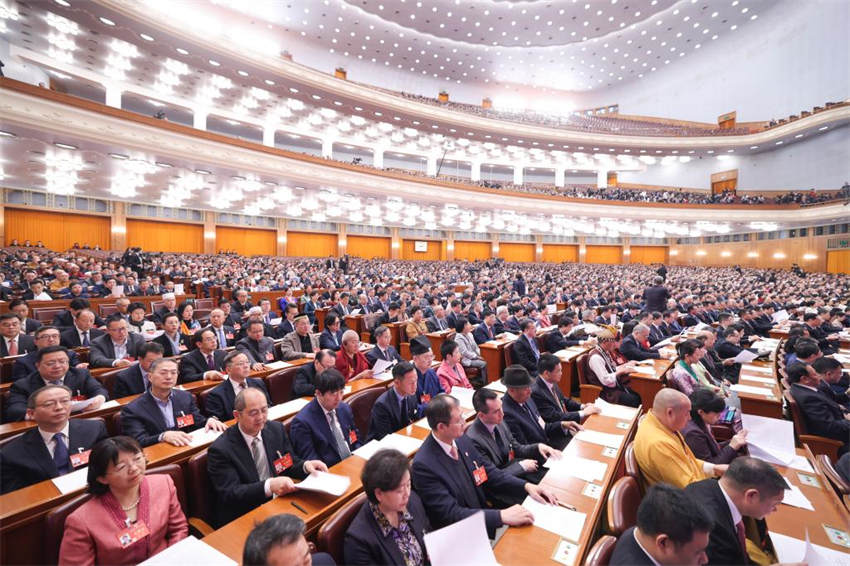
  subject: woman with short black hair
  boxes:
[682,389,747,465]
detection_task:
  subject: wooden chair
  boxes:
[504,341,515,368]
[266,367,299,405]
[33,307,66,324]
[783,390,843,461]
[576,352,602,404]
[624,441,645,496]
[98,304,118,317]
[317,493,367,564]
[347,386,385,441]
[186,450,216,534]
[816,453,850,503]
[606,475,641,536]
[398,324,411,360]
[585,535,618,566]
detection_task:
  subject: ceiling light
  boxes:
[0,130,16,137]
[109,153,129,160]
[139,33,154,41]
[237,70,249,76]
[819,126,829,131]
[54,0,70,5]
[98,17,115,26]
[53,142,77,150]
[209,59,221,66]
[195,169,211,175]
[155,161,173,168]
[176,48,189,55]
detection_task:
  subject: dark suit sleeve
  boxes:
[10,359,32,382]
[367,396,395,442]
[77,370,109,401]
[88,340,114,368]
[5,379,32,422]
[620,337,659,361]
[343,514,382,566]
[800,395,850,438]
[503,409,531,445]
[511,340,537,374]
[289,416,321,461]
[203,388,228,421]
[120,402,163,447]
[178,353,205,383]
[292,368,316,398]
[112,370,132,400]
[207,441,269,512]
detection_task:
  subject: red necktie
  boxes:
[8,338,17,356]
[735,521,748,557]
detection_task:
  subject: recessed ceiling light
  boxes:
[333,101,343,106]
[237,70,249,76]
[312,94,321,100]
[109,153,129,160]
[54,142,77,150]
[195,169,211,175]
[265,79,275,85]
[775,140,784,145]
[750,145,759,149]
[289,87,299,93]
[818,126,829,131]
[209,59,221,67]
[54,0,70,6]
[155,161,173,168]
[139,33,154,41]
[0,130,16,137]
[795,134,804,138]
[354,106,362,111]
[98,17,115,26]
[176,48,189,55]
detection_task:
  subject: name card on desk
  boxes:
[295,471,350,497]
[522,496,586,542]
[51,467,88,494]
[139,535,236,566]
[267,398,310,421]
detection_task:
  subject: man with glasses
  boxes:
[207,387,327,527]
[113,342,163,398]
[5,345,108,422]
[0,312,36,357]
[178,328,227,384]
[0,384,108,493]
[11,325,83,381]
[205,308,236,348]
[204,351,271,421]
[89,314,146,368]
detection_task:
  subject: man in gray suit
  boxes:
[464,388,560,506]
[279,315,320,360]
[89,314,146,368]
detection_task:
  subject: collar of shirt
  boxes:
[432,432,458,458]
[230,377,248,397]
[38,422,70,446]
[718,482,743,526]
[482,420,497,435]
[544,379,559,396]
[149,389,173,408]
[796,383,819,392]
[238,425,263,451]
[369,500,414,538]
[632,529,663,566]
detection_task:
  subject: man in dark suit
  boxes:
[642,277,670,314]
[89,315,146,368]
[620,324,662,361]
[501,365,578,450]
[648,312,667,345]
[510,318,542,377]
[319,314,345,351]
[113,342,163,399]
[787,362,850,452]
[8,299,42,335]
[154,293,178,324]
[289,369,362,467]
[0,313,36,357]
[120,358,226,446]
[681,305,701,328]
[544,316,581,352]
[532,353,599,426]
[207,387,327,526]
[204,351,270,421]
[153,313,191,357]
[5,346,108,422]
[333,292,353,318]
[610,484,713,566]
[59,309,105,349]
[364,325,402,368]
[230,289,253,321]
[367,362,420,441]
[410,394,557,538]
[685,457,786,566]
[236,320,279,371]
[205,308,237,348]
[426,304,451,332]
[54,299,105,330]
[292,349,336,399]
[243,514,336,566]
[177,328,227,383]
[0,384,108,493]
[275,303,299,339]
[472,311,498,345]
[11,326,82,381]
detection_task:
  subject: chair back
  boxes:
[783,389,808,435]
[347,386,385,440]
[576,351,603,404]
[198,388,212,415]
[585,535,618,566]
[317,492,367,564]
[44,492,94,565]
[267,367,299,405]
[98,304,118,317]
[624,441,641,482]
[504,341,515,368]
[606,476,641,536]
[33,307,66,324]
[817,454,850,496]
[187,450,216,527]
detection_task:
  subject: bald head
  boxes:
[653,389,689,412]
[652,389,692,432]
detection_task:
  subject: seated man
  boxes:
[0,312,36,357]
[242,514,336,566]
[275,303,299,338]
[532,353,600,425]
[411,394,557,538]
[466,388,560,502]
[8,299,42,335]
[113,342,163,398]
[279,315,320,360]
[120,357,226,446]
[236,320,279,371]
[620,324,662,361]
[289,369,362,467]
[510,318,542,377]
[207,388,327,526]
[501,365,579,450]
[205,308,237,348]
[610,484,713,566]
[812,356,849,408]
[152,313,191,357]
[6,345,107,422]
[634,389,726,489]
[204,351,271,421]
[59,308,104,348]
[410,336,444,413]
[544,316,582,352]
[89,314,146,368]
[292,349,336,399]
[364,325,402,367]
[787,361,850,452]
[0,384,108,494]
[367,361,420,441]
[685,457,786,566]
[11,325,82,381]
[177,328,227,383]
[472,311,498,345]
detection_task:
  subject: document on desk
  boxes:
[733,350,759,364]
[269,318,282,326]
[573,429,624,449]
[547,304,557,314]
[770,531,850,565]
[787,454,815,473]
[738,375,777,385]
[354,434,424,460]
[188,428,223,447]
[412,417,431,431]
[832,353,850,365]
[70,398,96,413]
[741,364,773,375]
[741,414,795,465]
[501,332,519,341]
[544,455,608,483]
[771,310,790,323]
[51,467,89,494]
[730,383,775,396]
[451,387,475,409]
[296,471,350,497]
[484,380,507,393]
[266,397,310,421]
[653,336,675,348]
[521,496,586,542]
[263,361,292,370]
[632,364,657,375]
[371,358,396,376]
[554,349,581,361]
[423,511,498,566]
[99,400,121,409]
[593,398,639,421]
[139,535,237,566]
[782,482,815,511]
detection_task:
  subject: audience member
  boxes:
[113,342,163,398]
[368,362,420,441]
[204,351,271,421]
[243,514,335,566]
[682,389,747,465]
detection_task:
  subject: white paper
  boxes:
[782,483,815,511]
[632,364,656,375]
[654,336,675,348]
[372,358,396,376]
[593,398,639,421]
[188,428,223,447]
[554,349,582,361]
[138,535,237,566]
[730,384,775,396]
[742,364,773,375]
[451,387,475,409]
[51,467,89,494]
[144,330,164,341]
[111,285,124,298]
[484,380,507,393]
[741,414,795,465]
[412,417,431,430]
[547,304,557,314]
[377,433,424,457]
[521,496,586,543]
[544,455,608,483]
[70,397,96,413]
[772,310,790,323]
[500,332,519,341]
[573,429,624,449]
[266,397,310,421]
[174,284,184,295]
[100,400,120,409]
[349,308,362,316]
[788,455,815,473]
[770,531,850,565]
[570,323,600,336]
[352,439,384,461]
[738,375,777,385]
[263,361,292,370]
[269,317,282,326]
[423,512,499,566]
[295,471,351,496]
[733,349,759,364]
[832,354,850,365]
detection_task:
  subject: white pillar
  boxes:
[426,155,438,176]
[470,161,482,182]
[513,164,524,185]
[262,124,275,147]
[373,146,385,169]
[322,138,335,159]
[193,109,208,130]
[104,85,122,109]
[555,168,565,188]
[597,169,608,189]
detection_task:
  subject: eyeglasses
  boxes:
[40,359,69,367]
[36,398,72,409]
[108,453,147,475]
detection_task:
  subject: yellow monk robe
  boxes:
[633,411,710,489]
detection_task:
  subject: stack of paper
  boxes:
[632,364,656,375]
[372,358,396,377]
[593,398,639,421]
[544,455,608,483]
[521,496,586,542]
[188,428,223,447]
[573,430,624,449]
[51,467,89,494]
[771,310,790,323]
[484,381,507,393]
[296,471,351,496]
[353,433,424,460]
[741,414,795,465]
[423,512,499,566]
[733,350,759,364]
[451,387,475,409]
[770,531,850,565]
[263,361,291,370]
[782,483,815,511]
[99,400,121,409]
[266,397,310,421]
[71,398,97,413]
[742,364,773,375]
[139,536,237,566]
[731,383,774,396]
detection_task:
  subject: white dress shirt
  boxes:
[38,423,71,459]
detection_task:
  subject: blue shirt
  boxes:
[150,390,175,428]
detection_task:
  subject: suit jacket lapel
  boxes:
[23,431,59,477]
[228,427,261,481]
[141,393,169,431]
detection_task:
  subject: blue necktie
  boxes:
[53,432,71,474]
[82,331,90,347]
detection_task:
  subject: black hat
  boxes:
[501,364,533,388]
[409,336,431,356]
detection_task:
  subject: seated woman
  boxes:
[344,449,429,566]
[59,436,188,566]
[177,302,200,336]
[669,340,723,396]
[404,306,428,340]
[127,303,156,335]
[682,389,747,465]
[435,340,473,394]
[585,325,641,407]
[453,317,487,387]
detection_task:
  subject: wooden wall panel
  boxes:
[126,219,203,253]
[826,250,850,274]
[5,209,110,251]
[586,245,622,264]
[669,236,830,272]
[630,246,668,265]
[454,240,491,261]
[542,244,578,263]
[287,232,337,258]
[401,239,444,260]
[347,235,391,259]
[498,243,535,263]
[216,226,276,256]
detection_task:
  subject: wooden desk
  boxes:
[315,308,331,332]
[426,330,455,361]
[386,321,403,350]
[480,337,514,382]
[736,364,783,419]
[627,358,672,410]
[344,314,364,335]
[552,346,590,395]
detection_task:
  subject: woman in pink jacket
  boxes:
[435,340,473,393]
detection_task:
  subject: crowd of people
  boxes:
[1,244,849,565]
